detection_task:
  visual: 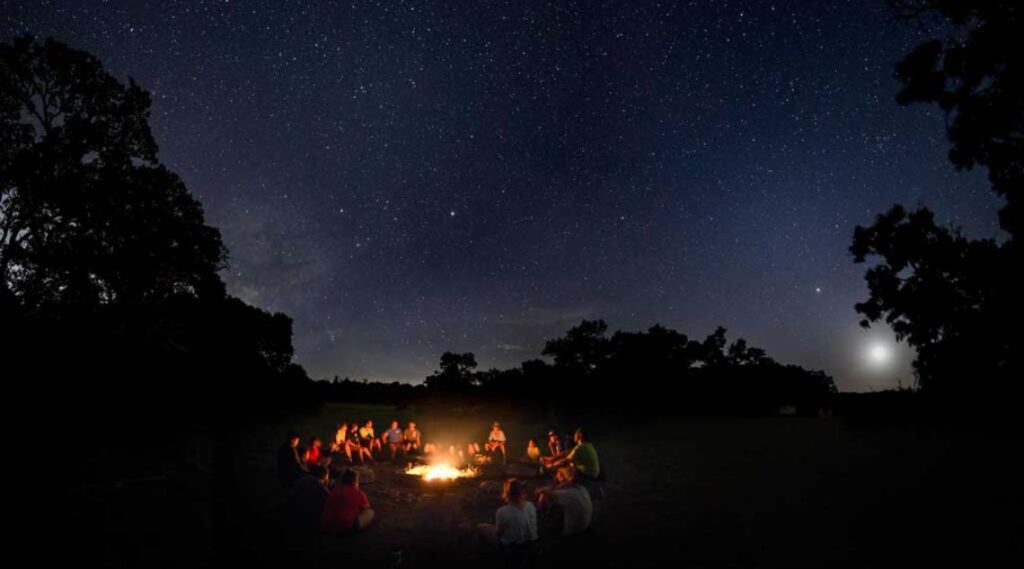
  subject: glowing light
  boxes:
[866,342,891,366]
[405,462,478,481]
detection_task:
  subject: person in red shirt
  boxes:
[304,437,324,467]
[321,469,375,534]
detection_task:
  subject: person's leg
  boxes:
[356,508,375,530]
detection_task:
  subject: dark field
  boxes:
[76,404,1023,568]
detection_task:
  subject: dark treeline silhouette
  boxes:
[851,1,1023,408]
[317,320,837,417]
[313,376,424,405]
[0,37,312,430]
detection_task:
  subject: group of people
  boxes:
[278,430,376,537]
[329,419,423,464]
[277,417,602,555]
[476,427,602,564]
[277,418,421,537]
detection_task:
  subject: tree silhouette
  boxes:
[890,0,1024,236]
[852,2,1023,401]
[0,37,307,418]
[424,351,478,391]
[852,205,1014,395]
[0,37,226,308]
[541,319,611,375]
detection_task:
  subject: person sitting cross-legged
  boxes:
[477,478,538,564]
[536,467,593,537]
[321,469,375,535]
[485,422,507,462]
[543,428,600,484]
[384,420,404,461]
[402,421,421,454]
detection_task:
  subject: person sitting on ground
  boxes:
[331,423,354,463]
[304,437,325,467]
[526,439,542,463]
[347,422,372,464]
[485,422,507,461]
[544,428,600,482]
[359,420,382,455]
[546,431,562,457]
[537,467,593,537]
[321,468,375,535]
[403,421,421,454]
[467,442,481,458]
[384,420,404,460]
[287,464,330,534]
[477,478,538,554]
[277,431,309,488]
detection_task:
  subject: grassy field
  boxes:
[76,403,1023,568]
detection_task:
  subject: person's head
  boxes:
[408,421,417,430]
[492,422,501,431]
[365,420,373,428]
[309,464,328,485]
[287,432,300,447]
[574,428,585,444]
[350,422,359,431]
[391,420,399,429]
[341,468,359,487]
[527,439,538,448]
[337,422,346,431]
[311,437,322,448]
[502,478,526,504]
[555,466,576,486]
[548,431,558,441]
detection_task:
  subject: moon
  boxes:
[866,342,891,367]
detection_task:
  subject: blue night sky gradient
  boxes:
[2,1,1003,390]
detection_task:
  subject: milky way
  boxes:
[2,1,1002,389]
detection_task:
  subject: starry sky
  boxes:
[2,1,1004,390]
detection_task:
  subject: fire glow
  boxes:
[405,462,479,481]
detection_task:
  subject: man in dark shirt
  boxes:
[277,431,309,488]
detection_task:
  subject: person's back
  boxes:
[495,501,538,546]
[321,469,374,534]
[287,469,328,533]
[277,435,307,488]
[550,484,593,535]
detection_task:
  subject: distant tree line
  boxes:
[316,320,837,416]
[0,37,311,427]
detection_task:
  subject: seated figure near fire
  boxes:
[384,420,404,460]
[321,469,375,535]
[485,422,508,461]
[477,478,538,555]
[403,421,421,453]
[359,420,382,455]
[536,467,593,537]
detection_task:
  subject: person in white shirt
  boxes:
[477,478,538,550]
[485,421,508,462]
[537,467,593,536]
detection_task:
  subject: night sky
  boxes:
[2,1,1003,390]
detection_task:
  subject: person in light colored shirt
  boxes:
[537,467,593,536]
[477,478,538,549]
[485,421,508,461]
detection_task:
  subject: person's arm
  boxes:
[494,509,507,539]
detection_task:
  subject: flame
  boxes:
[406,462,479,481]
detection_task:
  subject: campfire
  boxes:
[405,462,479,481]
